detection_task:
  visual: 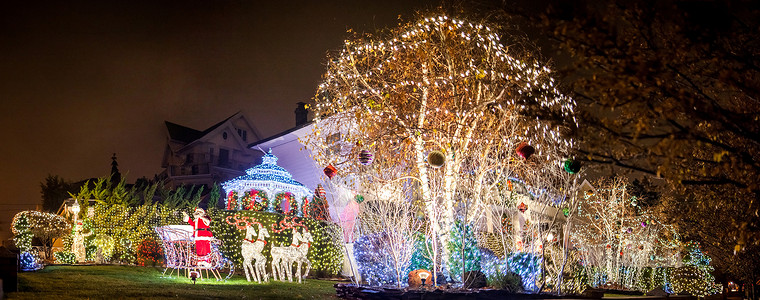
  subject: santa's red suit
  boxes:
[185,212,213,257]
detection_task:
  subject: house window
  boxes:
[223,132,228,140]
[186,153,194,164]
[242,130,247,141]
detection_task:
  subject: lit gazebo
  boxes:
[221,149,313,216]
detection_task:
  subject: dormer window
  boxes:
[237,128,248,141]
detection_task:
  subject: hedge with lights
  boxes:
[89,202,180,264]
[208,209,343,277]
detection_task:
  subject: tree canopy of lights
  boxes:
[304,14,577,267]
[523,0,760,281]
[13,210,71,260]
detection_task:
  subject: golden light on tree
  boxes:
[303,14,577,264]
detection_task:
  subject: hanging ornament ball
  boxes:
[563,159,581,174]
[627,227,633,233]
[316,184,326,199]
[562,207,570,217]
[323,164,337,179]
[641,221,647,227]
[518,202,528,213]
[516,142,535,159]
[355,194,365,204]
[427,151,446,168]
[358,149,374,166]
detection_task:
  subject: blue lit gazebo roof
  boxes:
[221,149,313,203]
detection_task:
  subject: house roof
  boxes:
[247,121,313,148]
[165,113,238,144]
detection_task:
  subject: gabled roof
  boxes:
[247,121,313,148]
[165,113,238,144]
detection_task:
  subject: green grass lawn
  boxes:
[9,265,342,299]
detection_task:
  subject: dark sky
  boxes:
[0,0,439,240]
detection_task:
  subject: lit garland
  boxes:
[240,189,269,211]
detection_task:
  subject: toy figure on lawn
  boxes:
[182,207,214,267]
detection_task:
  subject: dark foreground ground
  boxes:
[8,265,340,299]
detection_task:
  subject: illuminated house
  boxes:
[160,112,261,189]
[221,150,314,216]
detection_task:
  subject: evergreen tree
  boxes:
[669,241,721,297]
[447,220,481,282]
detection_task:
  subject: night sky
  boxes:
[0,1,438,240]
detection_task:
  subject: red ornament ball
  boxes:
[516,142,535,159]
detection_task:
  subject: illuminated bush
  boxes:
[137,238,163,267]
[354,232,398,286]
[19,251,43,271]
[54,251,76,264]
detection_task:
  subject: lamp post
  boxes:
[71,199,81,224]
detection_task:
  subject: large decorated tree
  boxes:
[304,14,576,269]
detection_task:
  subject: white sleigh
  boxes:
[155,225,234,281]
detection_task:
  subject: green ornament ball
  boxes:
[563,159,581,174]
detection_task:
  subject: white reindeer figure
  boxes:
[292,228,313,283]
[241,225,258,282]
[252,224,270,283]
[270,242,290,281]
[282,229,304,282]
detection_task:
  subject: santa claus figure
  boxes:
[182,208,213,265]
